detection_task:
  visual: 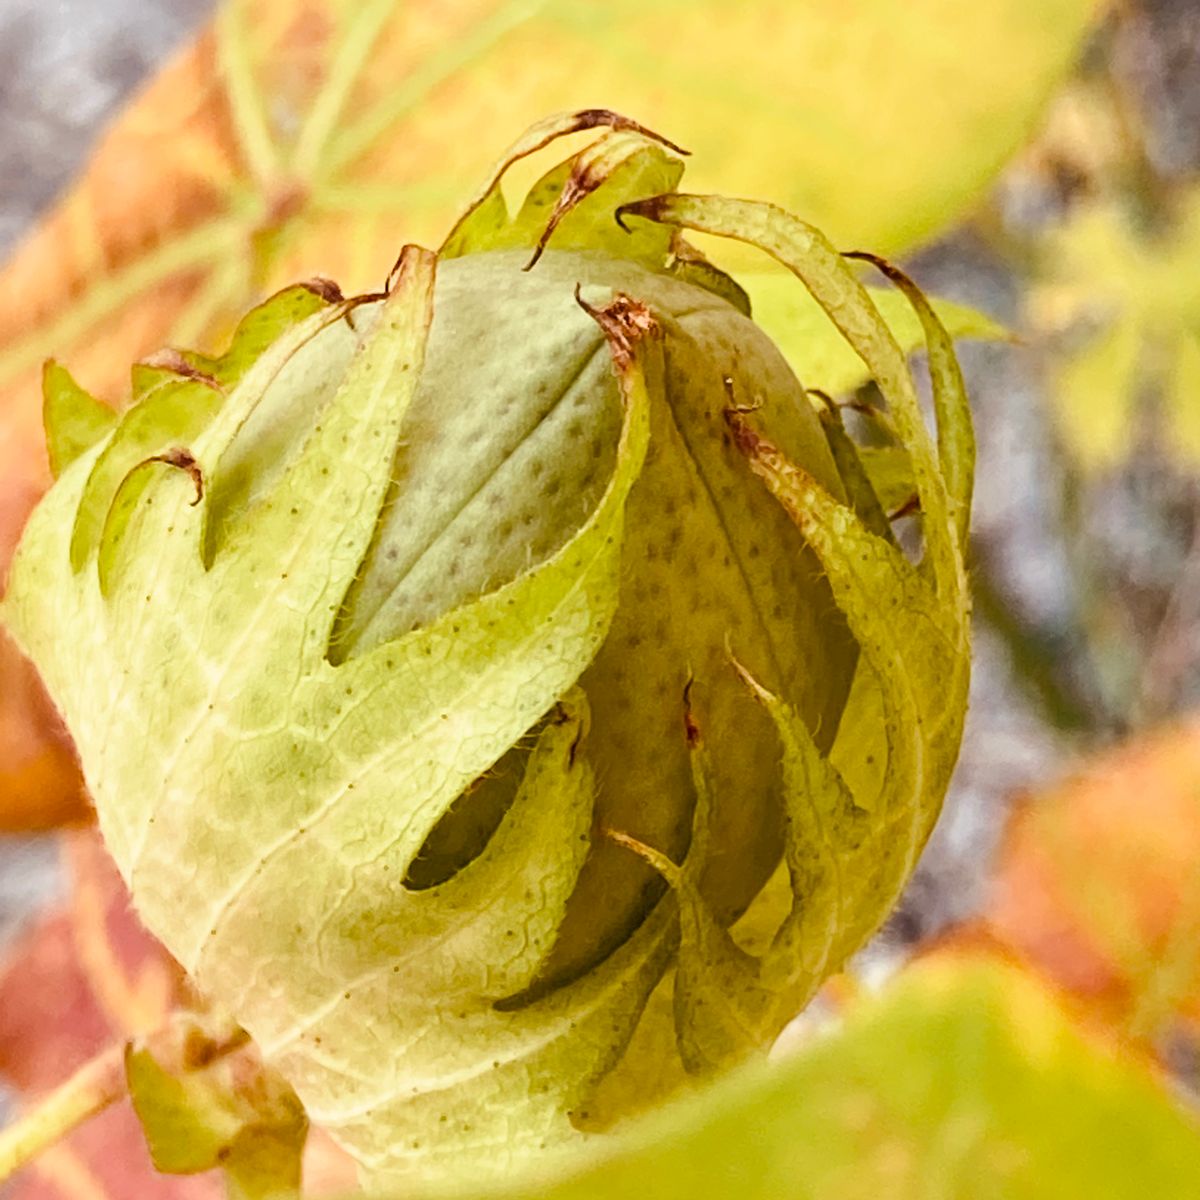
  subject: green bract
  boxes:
[2,112,974,1187]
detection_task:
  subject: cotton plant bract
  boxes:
[2,111,974,1188]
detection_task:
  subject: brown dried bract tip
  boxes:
[843,249,903,282]
[147,447,204,506]
[682,676,702,749]
[139,350,221,392]
[339,288,391,334]
[614,195,671,233]
[574,287,658,371]
[164,1020,250,1073]
[528,126,688,271]
[301,277,345,305]
[526,159,602,272]
[568,109,690,157]
[889,493,922,521]
[722,405,769,460]
[382,244,430,296]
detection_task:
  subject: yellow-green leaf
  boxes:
[42,361,116,480]
[448,961,1200,1200]
[1052,309,1144,471]
[1031,194,1200,471]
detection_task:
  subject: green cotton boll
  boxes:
[2,112,974,1189]
[206,247,856,992]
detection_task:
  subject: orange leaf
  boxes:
[986,718,1200,1041]
[0,631,86,831]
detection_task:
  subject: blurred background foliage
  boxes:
[2,0,1200,1196]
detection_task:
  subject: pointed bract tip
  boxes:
[145,448,204,506]
[300,277,345,305]
[600,827,682,884]
[615,195,671,230]
[844,249,907,286]
[568,109,690,157]
[575,287,658,371]
[682,676,702,749]
[384,244,437,296]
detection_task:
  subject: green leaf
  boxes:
[1031,195,1200,470]
[303,0,1103,259]
[126,1033,307,1200]
[742,270,1008,398]
[446,960,1200,1200]
[42,361,117,480]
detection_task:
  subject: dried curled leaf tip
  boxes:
[574,286,659,368]
[145,448,204,505]
[138,350,222,391]
[566,108,690,156]
[722,405,775,465]
[300,276,345,304]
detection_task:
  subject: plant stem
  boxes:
[0,1044,126,1184]
[216,0,281,189]
[0,1014,248,1186]
[289,0,396,180]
